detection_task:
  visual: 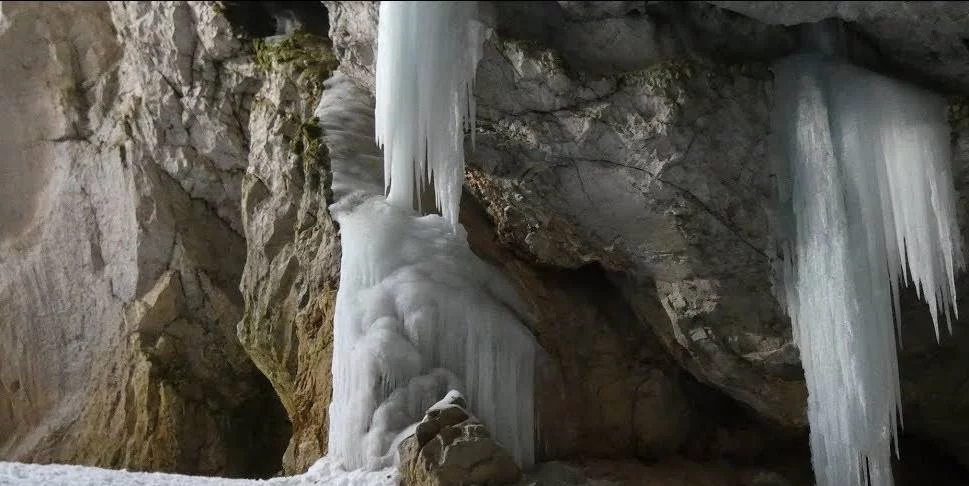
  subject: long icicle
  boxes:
[375,1,485,231]
[773,53,963,486]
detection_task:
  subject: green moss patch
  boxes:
[252,30,339,99]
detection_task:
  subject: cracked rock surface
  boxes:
[0,1,287,477]
[398,392,522,486]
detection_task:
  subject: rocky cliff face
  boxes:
[3,1,969,484]
[236,21,341,474]
[0,1,287,477]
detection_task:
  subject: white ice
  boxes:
[772,53,963,486]
[318,71,537,471]
[326,197,537,471]
[374,0,486,231]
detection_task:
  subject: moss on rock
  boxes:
[251,31,338,100]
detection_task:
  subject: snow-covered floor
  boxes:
[0,459,397,486]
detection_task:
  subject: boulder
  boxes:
[398,391,523,486]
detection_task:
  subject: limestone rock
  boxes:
[323,1,378,91]
[469,36,805,427]
[460,196,701,461]
[0,1,287,476]
[234,8,342,473]
[398,392,522,486]
[324,1,801,428]
[8,0,969,482]
[309,56,709,465]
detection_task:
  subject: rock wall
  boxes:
[0,1,288,477]
[236,23,341,474]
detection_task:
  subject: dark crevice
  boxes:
[461,189,801,469]
[626,8,644,19]
[894,435,969,485]
[227,371,292,478]
[220,2,329,39]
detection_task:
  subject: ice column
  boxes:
[773,53,963,486]
[323,1,537,472]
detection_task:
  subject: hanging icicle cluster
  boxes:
[374,0,485,231]
[773,53,963,486]
[323,2,537,473]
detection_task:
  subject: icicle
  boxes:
[375,1,486,231]
[773,53,962,486]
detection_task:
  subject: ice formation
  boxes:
[772,53,963,486]
[327,198,536,470]
[374,0,486,231]
[320,2,537,470]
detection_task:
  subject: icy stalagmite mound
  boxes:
[327,197,536,470]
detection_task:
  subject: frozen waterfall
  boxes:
[772,53,963,486]
[322,1,537,472]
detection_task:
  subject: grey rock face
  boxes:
[0,1,287,476]
[236,25,341,474]
[468,30,805,426]
[5,0,969,482]
[323,1,378,92]
[324,1,791,463]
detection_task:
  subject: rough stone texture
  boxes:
[468,37,805,428]
[0,1,288,477]
[398,392,523,486]
[474,7,969,471]
[323,1,378,92]
[462,196,704,462]
[236,24,341,474]
[325,0,805,433]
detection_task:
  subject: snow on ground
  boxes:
[0,459,397,486]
